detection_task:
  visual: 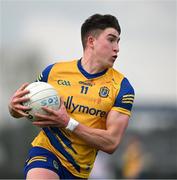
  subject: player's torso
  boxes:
[48,60,123,130]
[32,59,124,177]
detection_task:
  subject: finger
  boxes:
[60,97,65,105]
[42,106,56,114]
[15,109,30,117]
[18,83,30,91]
[35,112,51,120]
[15,89,30,98]
[14,83,30,98]
[13,96,30,104]
[59,98,67,110]
[32,121,57,126]
[15,104,31,111]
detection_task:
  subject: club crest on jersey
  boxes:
[99,86,109,98]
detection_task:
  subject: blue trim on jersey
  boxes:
[37,64,54,82]
[114,77,135,111]
[24,146,60,177]
[24,146,82,179]
[77,59,108,79]
[51,127,77,154]
[43,127,80,172]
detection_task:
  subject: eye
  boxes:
[108,38,114,43]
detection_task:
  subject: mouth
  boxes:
[112,55,117,60]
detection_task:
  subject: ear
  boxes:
[87,35,95,48]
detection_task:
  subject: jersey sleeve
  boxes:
[112,77,135,116]
[36,64,55,82]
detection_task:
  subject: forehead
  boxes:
[100,28,119,37]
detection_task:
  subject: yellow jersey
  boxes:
[32,59,135,178]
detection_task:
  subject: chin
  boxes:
[108,61,114,67]
[101,59,114,69]
[105,63,113,69]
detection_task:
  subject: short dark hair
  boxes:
[81,14,121,49]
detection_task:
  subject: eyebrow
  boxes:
[108,34,120,41]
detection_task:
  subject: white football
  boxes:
[23,81,60,121]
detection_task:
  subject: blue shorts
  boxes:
[24,146,83,179]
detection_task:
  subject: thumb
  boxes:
[59,96,65,108]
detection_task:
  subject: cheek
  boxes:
[98,42,111,53]
[101,45,111,57]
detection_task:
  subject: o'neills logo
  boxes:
[64,96,106,117]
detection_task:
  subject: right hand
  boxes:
[8,83,31,118]
[33,97,70,128]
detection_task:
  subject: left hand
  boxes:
[33,99,70,128]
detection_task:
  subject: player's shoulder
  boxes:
[111,68,135,114]
[45,59,77,70]
[54,59,77,68]
[110,68,124,81]
[110,68,135,93]
[37,59,77,82]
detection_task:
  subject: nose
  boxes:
[113,43,119,53]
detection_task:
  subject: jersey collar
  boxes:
[77,59,108,79]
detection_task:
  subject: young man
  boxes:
[8,14,135,179]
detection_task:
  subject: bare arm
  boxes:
[34,104,129,154]
[73,110,129,154]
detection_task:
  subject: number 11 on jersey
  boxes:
[81,86,89,94]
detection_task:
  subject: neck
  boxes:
[81,52,107,74]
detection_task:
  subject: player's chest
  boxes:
[49,75,118,111]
